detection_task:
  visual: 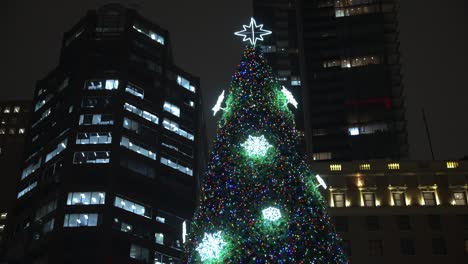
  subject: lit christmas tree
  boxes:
[187,18,347,263]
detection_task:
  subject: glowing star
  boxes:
[315,174,327,190]
[234,17,272,46]
[241,135,272,158]
[196,231,227,261]
[262,206,282,222]
[212,90,225,116]
[281,86,298,108]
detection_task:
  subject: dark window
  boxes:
[333,216,348,232]
[464,239,468,255]
[428,215,442,231]
[400,239,415,255]
[369,240,383,256]
[366,216,380,231]
[396,215,411,231]
[432,238,447,255]
[342,240,352,256]
[461,215,468,230]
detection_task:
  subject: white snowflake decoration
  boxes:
[281,86,298,108]
[241,135,272,157]
[262,206,282,222]
[315,174,327,190]
[212,90,225,116]
[234,17,272,46]
[196,231,227,261]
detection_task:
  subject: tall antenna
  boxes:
[422,108,435,160]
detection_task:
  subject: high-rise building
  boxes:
[0,100,30,254]
[5,4,205,263]
[253,0,408,161]
[314,159,468,263]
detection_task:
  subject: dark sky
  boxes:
[2,0,467,160]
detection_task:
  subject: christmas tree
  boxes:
[187,18,347,263]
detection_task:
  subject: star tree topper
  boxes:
[234,17,272,46]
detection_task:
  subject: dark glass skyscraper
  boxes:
[5,4,205,263]
[254,0,408,161]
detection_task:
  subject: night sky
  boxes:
[2,0,467,160]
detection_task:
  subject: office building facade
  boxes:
[5,4,205,263]
[253,0,408,161]
[314,160,468,263]
[0,100,30,255]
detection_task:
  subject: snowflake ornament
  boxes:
[262,206,282,222]
[241,135,272,158]
[196,231,227,261]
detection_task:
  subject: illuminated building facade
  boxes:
[0,100,30,255]
[314,160,468,263]
[5,4,205,263]
[253,0,408,160]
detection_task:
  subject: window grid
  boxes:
[120,136,156,160]
[162,118,194,141]
[73,151,110,164]
[67,192,105,205]
[160,156,193,176]
[76,132,112,145]
[114,196,151,218]
[63,213,99,227]
[124,103,158,125]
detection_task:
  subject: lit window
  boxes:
[45,138,68,163]
[260,45,276,53]
[125,83,144,99]
[133,24,165,45]
[392,192,406,206]
[18,128,25,134]
[332,193,346,207]
[63,213,98,227]
[79,114,113,125]
[422,191,436,206]
[0,213,7,220]
[313,152,332,161]
[0,129,5,134]
[14,106,21,113]
[160,156,193,176]
[162,118,194,141]
[85,79,119,90]
[348,127,359,136]
[3,107,11,113]
[76,132,112,145]
[17,181,38,198]
[67,192,105,205]
[176,75,196,93]
[124,103,158,125]
[163,101,180,117]
[73,151,110,164]
[8,128,15,134]
[388,163,400,170]
[120,222,132,233]
[34,95,53,112]
[120,136,156,160]
[21,158,42,180]
[155,233,164,245]
[363,193,376,207]
[359,163,371,170]
[114,196,151,218]
[330,164,342,171]
[446,161,459,169]
[0,225,4,231]
[453,192,467,205]
[291,76,301,86]
[129,244,150,262]
[31,108,52,127]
